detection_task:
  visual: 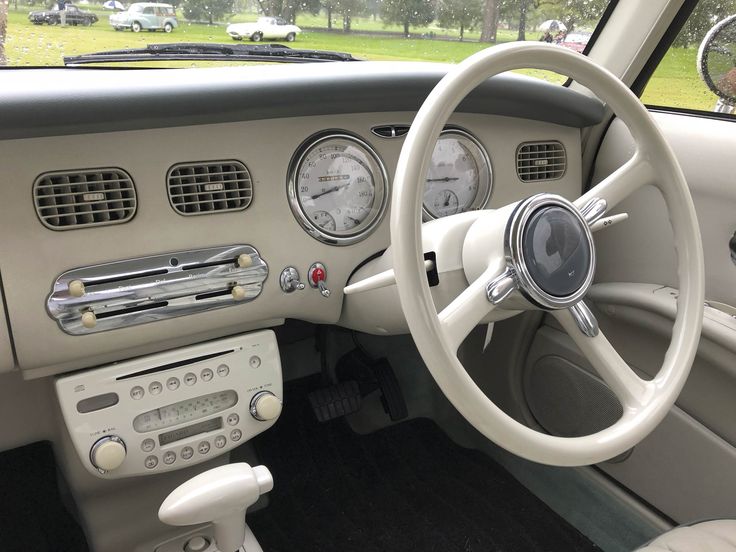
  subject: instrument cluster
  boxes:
[287,127,493,245]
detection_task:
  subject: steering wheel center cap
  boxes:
[505,194,595,309]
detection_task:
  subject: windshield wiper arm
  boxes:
[63,43,360,66]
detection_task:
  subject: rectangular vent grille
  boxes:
[33,168,137,230]
[516,141,567,182]
[167,160,253,215]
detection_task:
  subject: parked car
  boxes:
[226,16,301,42]
[560,31,592,53]
[109,2,177,32]
[28,4,98,25]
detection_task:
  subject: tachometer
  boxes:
[288,133,388,245]
[423,129,492,219]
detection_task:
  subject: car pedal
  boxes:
[371,358,408,422]
[308,380,362,423]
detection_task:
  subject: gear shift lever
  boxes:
[159,463,273,552]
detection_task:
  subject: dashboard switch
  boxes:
[69,279,86,298]
[81,310,97,329]
[250,391,283,421]
[279,266,305,293]
[308,262,331,298]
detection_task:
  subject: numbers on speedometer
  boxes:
[423,129,492,219]
[288,133,389,246]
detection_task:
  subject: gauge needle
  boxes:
[309,181,351,200]
[346,215,360,226]
[426,177,460,182]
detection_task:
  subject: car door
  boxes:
[511,6,736,526]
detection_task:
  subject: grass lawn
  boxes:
[3,5,722,110]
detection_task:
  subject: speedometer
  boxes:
[288,133,388,245]
[422,129,492,219]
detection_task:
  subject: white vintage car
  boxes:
[226,16,301,42]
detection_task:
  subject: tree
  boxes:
[674,0,736,48]
[0,0,7,66]
[183,0,235,23]
[380,0,434,37]
[437,0,482,40]
[479,0,498,42]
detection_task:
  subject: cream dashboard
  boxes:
[0,63,603,378]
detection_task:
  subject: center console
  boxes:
[56,331,282,479]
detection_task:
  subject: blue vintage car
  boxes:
[109,2,177,32]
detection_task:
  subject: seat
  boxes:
[637,520,736,551]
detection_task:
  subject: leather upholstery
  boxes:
[637,520,736,551]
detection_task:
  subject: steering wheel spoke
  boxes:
[575,152,655,216]
[439,266,505,352]
[552,306,651,408]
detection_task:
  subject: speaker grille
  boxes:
[33,168,137,230]
[525,355,622,438]
[167,160,253,216]
[516,141,567,182]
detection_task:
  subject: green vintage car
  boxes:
[109,2,177,32]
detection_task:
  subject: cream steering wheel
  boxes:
[391,42,705,466]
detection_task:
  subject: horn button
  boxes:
[522,206,591,297]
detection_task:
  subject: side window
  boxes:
[642,2,736,116]
[143,7,154,14]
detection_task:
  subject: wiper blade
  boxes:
[63,43,360,65]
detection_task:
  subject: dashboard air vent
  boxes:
[167,160,253,215]
[516,141,567,182]
[33,168,137,230]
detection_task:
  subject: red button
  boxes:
[311,267,326,284]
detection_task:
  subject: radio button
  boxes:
[216,364,230,378]
[249,356,261,369]
[184,373,197,386]
[201,368,214,382]
[166,377,180,391]
[144,455,158,469]
[163,451,176,465]
[227,413,240,426]
[230,429,242,442]
[141,438,156,453]
[198,441,211,455]
[130,386,145,400]
[181,446,194,460]
[149,381,163,395]
[90,436,127,472]
[214,435,227,449]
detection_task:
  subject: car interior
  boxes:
[1,0,736,551]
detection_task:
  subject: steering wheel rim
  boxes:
[391,42,705,467]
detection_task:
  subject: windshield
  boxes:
[0,0,612,72]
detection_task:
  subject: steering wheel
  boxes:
[391,42,705,467]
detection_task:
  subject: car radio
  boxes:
[56,331,282,479]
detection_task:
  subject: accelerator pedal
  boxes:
[308,380,362,423]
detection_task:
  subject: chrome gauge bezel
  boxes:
[422,128,493,220]
[287,132,390,246]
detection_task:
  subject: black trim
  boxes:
[646,104,736,123]
[630,0,700,98]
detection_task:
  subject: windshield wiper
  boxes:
[63,43,360,66]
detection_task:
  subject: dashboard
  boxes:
[0,63,603,378]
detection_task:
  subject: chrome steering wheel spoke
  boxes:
[568,300,599,337]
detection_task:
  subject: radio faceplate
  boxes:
[56,331,282,479]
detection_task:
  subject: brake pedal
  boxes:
[308,380,362,423]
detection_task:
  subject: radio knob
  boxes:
[249,391,282,421]
[90,435,127,472]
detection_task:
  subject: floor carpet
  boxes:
[249,378,601,552]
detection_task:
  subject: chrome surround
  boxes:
[422,128,494,221]
[569,301,600,337]
[503,193,595,310]
[286,131,389,246]
[47,245,268,335]
[249,390,277,421]
[580,197,607,225]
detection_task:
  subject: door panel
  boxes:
[525,112,736,523]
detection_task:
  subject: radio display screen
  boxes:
[158,417,223,446]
